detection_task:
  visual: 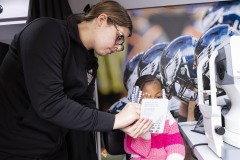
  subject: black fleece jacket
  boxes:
[0,17,114,158]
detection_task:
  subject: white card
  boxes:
[141,98,169,133]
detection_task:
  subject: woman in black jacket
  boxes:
[0,1,152,159]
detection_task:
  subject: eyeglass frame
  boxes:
[109,19,125,51]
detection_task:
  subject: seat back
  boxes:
[103,129,125,155]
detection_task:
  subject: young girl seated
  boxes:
[124,74,185,160]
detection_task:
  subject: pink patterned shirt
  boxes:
[124,112,185,160]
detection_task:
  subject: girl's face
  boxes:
[94,14,130,56]
[142,80,162,99]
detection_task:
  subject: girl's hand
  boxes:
[141,92,151,100]
[120,118,153,138]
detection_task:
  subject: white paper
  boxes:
[141,98,169,133]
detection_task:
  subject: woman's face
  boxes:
[94,14,130,56]
[142,80,162,99]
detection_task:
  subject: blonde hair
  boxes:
[73,1,132,36]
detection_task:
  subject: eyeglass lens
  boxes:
[116,36,124,45]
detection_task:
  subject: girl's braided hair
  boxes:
[135,74,162,90]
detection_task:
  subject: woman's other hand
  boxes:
[113,103,141,129]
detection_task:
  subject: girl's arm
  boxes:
[124,132,151,158]
[165,112,185,160]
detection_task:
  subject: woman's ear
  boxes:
[96,13,108,27]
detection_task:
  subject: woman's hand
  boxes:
[120,118,153,138]
[113,102,141,129]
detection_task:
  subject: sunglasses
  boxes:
[112,22,125,52]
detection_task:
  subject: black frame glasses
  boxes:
[112,23,124,45]
[111,20,125,52]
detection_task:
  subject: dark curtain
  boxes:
[26,1,98,160]
[27,0,72,23]
[0,42,9,66]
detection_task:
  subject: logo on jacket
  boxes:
[87,69,94,85]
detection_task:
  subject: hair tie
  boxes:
[84,4,91,13]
